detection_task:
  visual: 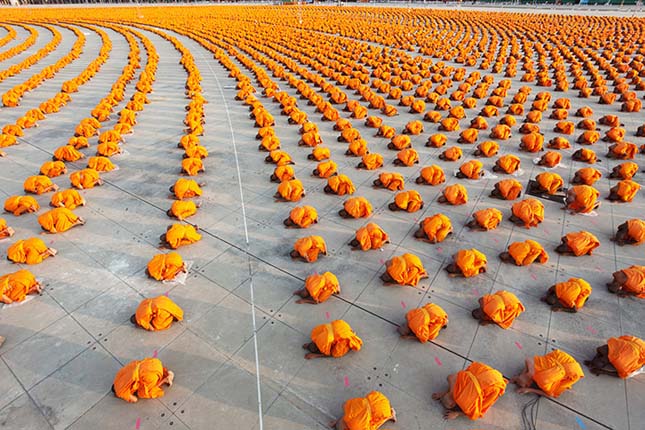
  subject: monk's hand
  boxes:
[431,392,443,400]
[443,410,459,420]
[516,387,531,394]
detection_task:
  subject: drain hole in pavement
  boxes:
[161,413,165,417]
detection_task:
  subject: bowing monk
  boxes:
[509,198,544,229]
[512,350,584,398]
[608,180,640,203]
[70,169,102,190]
[491,179,523,200]
[415,165,445,186]
[350,223,389,251]
[537,151,562,168]
[612,219,645,246]
[132,296,184,331]
[607,265,645,298]
[167,200,199,221]
[566,185,599,213]
[170,178,203,200]
[610,162,638,180]
[276,179,305,202]
[427,133,447,148]
[0,218,15,239]
[87,156,116,172]
[340,197,372,219]
[271,165,295,183]
[530,172,564,195]
[38,208,85,233]
[112,358,174,403]
[432,362,507,420]
[607,142,638,160]
[4,195,39,216]
[520,133,544,153]
[439,184,468,205]
[303,319,362,359]
[398,303,448,342]
[500,240,548,266]
[0,270,42,304]
[24,176,58,195]
[389,190,423,213]
[266,150,294,166]
[494,154,521,174]
[146,252,187,282]
[439,146,462,162]
[572,167,602,186]
[160,224,201,249]
[548,137,570,149]
[466,208,502,231]
[284,206,318,228]
[357,153,383,170]
[7,238,57,264]
[325,175,355,196]
[572,148,597,164]
[393,148,419,166]
[414,214,453,243]
[472,290,525,328]
[373,172,405,191]
[50,189,85,210]
[291,236,327,262]
[585,336,645,378]
[293,272,340,304]
[457,160,483,180]
[308,146,330,161]
[314,160,338,178]
[446,249,487,278]
[40,161,67,178]
[555,231,600,256]
[381,253,428,286]
[329,391,396,430]
[474,140,499,157]
[542,278,592,312]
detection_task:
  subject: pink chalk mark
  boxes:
[135,418,141,430]
[379,258,385,265]
[164,290,169,297]
[472,288,480,297]
[437,247,443,253]
[325,311,330,320]
[530,273,538,281]
[493,238,499,243]
[585,325,598,335]
[434,356,443,366]
[343,375,350,387]
[401,301,406,309]
[152,350,158,358]
[515,341,523,350]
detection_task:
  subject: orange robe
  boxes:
[607,336,645,378]
[390,134,411,150]
[50,189,84,210]
[181,158,204,176]
[532,350,584,398]
[459,160,483,179]
[476,141,499,157]
[427,133,447,148]
[40,161,67,178]
[459,128,479,144]
[288,206,318,228]
[7,238,51,264]
[377,172,404,191]
[555,278,592,309]
[495,179,523,200]
[574,148,597,164]
[452,362,507,420]
[575,168,602,185]
[521,133,544,152]
[386,253,427,286]
[113,358,170,402]
[38,208,81,233]
[405,120,423,135]
[619,266,645,298]
[496,155,521,174]
[360,153,383,170]
[396,148,419,166]
[164,224,201,249]
[172,178,202,199]
[87,156,116,172]
[490,124,511,140]
[311,320,362,357]
[393,190,423,212]
[420,214,452,243]
[419,165,445,185]
[277,179,305,201]
[53,145,84,162]
[268,150,293,166]
[169,201,197,220]
[293,236,327,262]
[507,240,549,265]
[512,199,544,228]
[472,208,502,230]
[625,219,645,245]
[481,290,525,328]
[609,142,638,159]
[342,391,392,430]
[441,146,462,161]
[70,169,101,189]
[327,175,355,196]
[536,172,564,195]
[406,303,448,342]
[304,272,339,303]
[4,195,39,216]
[354,223,389,251]
[311,146,330,161]
[347,139,369,156]
[614,162,639,180]
[0,270,39,303]
[344,197,372,219]
[24,175,55,194]
[549,137,570,149]
[568,185,599,213]
[611,180,640,202]
[564,231,600,256]
[273,165,295,182]
[442,184,468,205]
[147,252,185,281]
[315,160,337,178]
[454,249,487,277]
[539,151,562,168]
[135,296,184,331]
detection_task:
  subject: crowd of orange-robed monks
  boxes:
[1,6,645,428]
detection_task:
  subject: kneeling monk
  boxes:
[160,224,201,249]
[445,249,487,277]
[0,270,42,304]
[0,218,15,239]
[330,391,396,430]
[542,278,592,312]
[132,296,184,331]
[512,350,584,398]
[555,231,600,256]
[414,214,453,243]
[291,236,327,262]
[472,290,525,328]
[302,319,362,359]
[381,253,428,286]
[607,265,645,298]
[38,208,85,233]
[112,358,174,403]
[350,223,389,251]
[146,252,187,281]
[500,240,549,265]
[466,208,502,231]
[293,271,339,304]
[398,303,448,342]
[510,198,544,228]
[7,238,57,264]
[585,336,645,378]
[284,205,318,228]
[612,219,645,246]
[432,361,507,420]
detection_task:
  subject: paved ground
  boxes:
[0,5,643,430]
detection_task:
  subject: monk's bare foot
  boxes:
[390,408,397,422]
[290,250,300,259]
[328,419,338,428]
[48,248,58,257]
[443,410,459,420]
[431,392,443,401]
[388,202,398,211]
[166,370,174,386]
[0,336,5,349]
[516,387,531,394]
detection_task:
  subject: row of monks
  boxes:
[0,6,644,429]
